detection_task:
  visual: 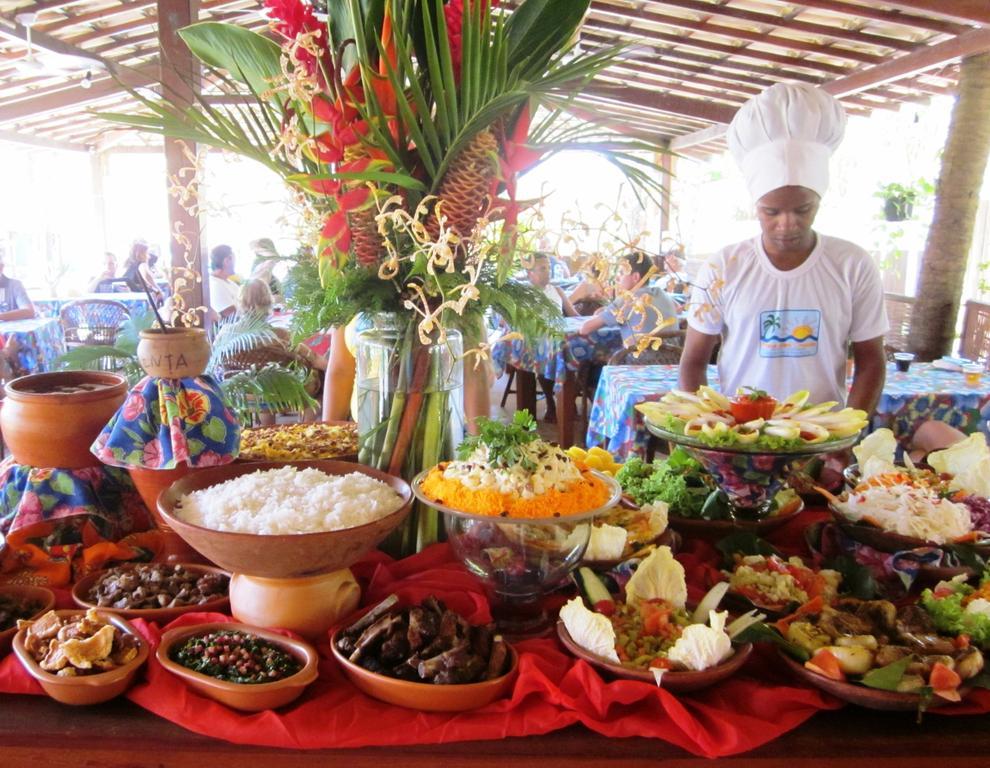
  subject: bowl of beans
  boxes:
[0,585,56,655]
[72,563,230,623]
[156,622,319,711]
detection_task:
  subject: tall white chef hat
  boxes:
[727,82,847,203]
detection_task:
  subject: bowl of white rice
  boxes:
[157,460,412,578]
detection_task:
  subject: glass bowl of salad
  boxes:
[156,622,319,711]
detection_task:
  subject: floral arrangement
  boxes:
[110,0,666,553]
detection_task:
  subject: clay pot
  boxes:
[128,463,208,563]
[137,327,211,379]
[2,371,128,469]
[229,570,361,639]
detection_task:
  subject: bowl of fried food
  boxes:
[13,609,148,705]
[0,584,56,655]
[237,421,358,462]
[71,563,230,623]
[330,594,518,712]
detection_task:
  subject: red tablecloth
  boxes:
[2,510,987,758]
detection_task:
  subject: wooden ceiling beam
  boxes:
[590,2,888,64]
[0,126,89,150]
[37,1,157,34]
[582,16,851,76]
[0,61,156,123]
[8,0,92,15]
[791,0,966,35]
[823,26,990,96]
[584,83,739,123]
[867,1,990,27]
[635,0,919,51]
[0,13,112,69]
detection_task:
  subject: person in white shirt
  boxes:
[208,244,240,320]
[679,83,887,413]
[526,252,578,318]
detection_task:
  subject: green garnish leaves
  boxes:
[737,386,772,402]
[456,410,540,469]
[861,656,912,691]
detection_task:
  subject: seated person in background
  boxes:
[121,240,151,292]
[908,405,990,463]
[580,251,678,342]
[209,244,240,320]
[249,238,286,303]
[88,252,118,293]
[0,247,36,322]
[527,252,576,423]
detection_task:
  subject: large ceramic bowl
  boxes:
[644,421,859,521]
[156,621,319,712]
[2,371,128,468]
[828,502,990,556]
[12,609,149,705]
[71,563,231,624]
[0,584,56,655]
[557,620,753,693]
[330,625,518,711]
[413,470,622,638]
[157,460,413,578]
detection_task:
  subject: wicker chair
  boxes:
[960,300,990,367]
[59,299,130,347]
[607,340,684,366]
[883,292,915,355]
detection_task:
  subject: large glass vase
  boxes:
[356,315,464,556]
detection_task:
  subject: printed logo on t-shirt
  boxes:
[759,310,820,358]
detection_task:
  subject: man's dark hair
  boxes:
[527,251,552,270]
[210,244,234,271]
[621,251,653,279]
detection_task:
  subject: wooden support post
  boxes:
[157,0,205,324]
[659,147,673,236]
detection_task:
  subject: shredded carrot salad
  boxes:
[420,465,611,519]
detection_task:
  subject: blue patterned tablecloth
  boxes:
[490,316,625,390]
[35,293,151,319]
[587,362,990,459]
[0,316,67,375]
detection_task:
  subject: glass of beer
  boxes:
[964,363,983,387]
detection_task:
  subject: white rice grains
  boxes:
[175,467,404,534]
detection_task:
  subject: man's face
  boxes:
[527,258,550,288]
[755,186,820,258]
[224,253,235,275]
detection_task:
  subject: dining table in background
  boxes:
[587,362,990,459]
[34,292,152,320]
[491,316,625,447]
[0,316,68,376]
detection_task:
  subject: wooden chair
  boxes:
[59,299,131,347]
[960,300,990,366]
[883,292,916,354]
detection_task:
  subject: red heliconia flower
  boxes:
[264,0,320,39]
[445,0,500,81]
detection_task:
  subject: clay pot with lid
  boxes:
[2,371,128,468]
[137,327,210,379]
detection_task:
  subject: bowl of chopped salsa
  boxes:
[156,622,319,711]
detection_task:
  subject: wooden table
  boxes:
[2,694,988,767]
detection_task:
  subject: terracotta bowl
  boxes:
[2,371,127,468]
[556,620,752,693]
[12,609,149,705]
[71,563,230,624]
[777,650,964,711]
[666,498,804,541]
[0,584,56,655]
[157,460,413,578]
[330,626,518,711]
[828,503,990,556]
[156,621,319,711]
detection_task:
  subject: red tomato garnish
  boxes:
[954,634,971,650]
[930,661,962,700]
[730,396,777,423]
[648,657,674,670]
[805,649,845,682]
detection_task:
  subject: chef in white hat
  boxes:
[678,82,888,413]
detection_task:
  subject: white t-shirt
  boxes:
[541,282,564,312]
[209,274,240,314]
[687,234,888,404]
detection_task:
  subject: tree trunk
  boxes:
[910,51,990,361]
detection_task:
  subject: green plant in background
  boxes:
[875,179,934,222]
[56,310,317,424]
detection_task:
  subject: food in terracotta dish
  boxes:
[18,609,141,676]
[782,597,984,701]
[334,595,511,684]
[561,546,760,674]
[174,465,405,534]
[637,387,868,450]
[728,555,841,614]
[0,593,47,633]
[238,422,358,462]
[170,628,302,684]
[418,412,612,519]
[85,564,229,611]
[921,572,990,651]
